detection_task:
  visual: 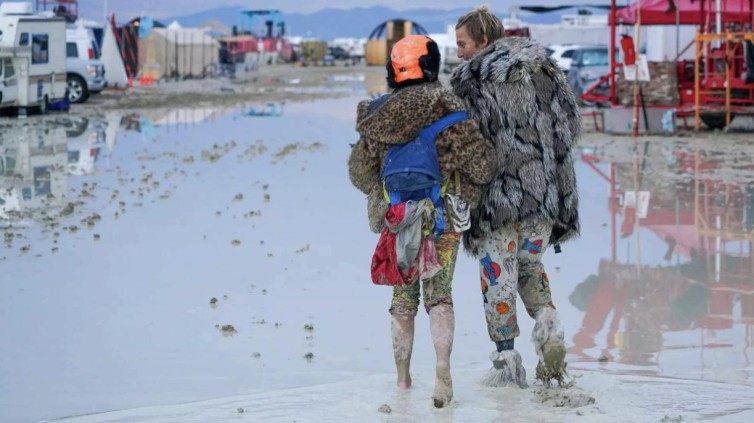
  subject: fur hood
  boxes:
[348,81,496,233]
[450,37,581,255]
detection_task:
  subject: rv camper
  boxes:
[0,2,67,114]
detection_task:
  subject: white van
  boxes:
[65,20,106,103]
[0,2,67,113]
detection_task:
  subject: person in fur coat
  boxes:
[450,6,582,387]
[348,35,496,407]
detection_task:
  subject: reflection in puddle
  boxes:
[0,104,239,226]
[244,102,285,117]
[1,125,68,220]
[573,140,754,383]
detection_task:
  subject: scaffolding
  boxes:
[600,0,754,130]
[693,31,754,130]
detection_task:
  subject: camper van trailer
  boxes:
[0,2,67,114]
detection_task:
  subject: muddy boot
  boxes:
[391,314,415,389]
[429,304,454,408]
[481,339,528,388]
[532,307,567,386]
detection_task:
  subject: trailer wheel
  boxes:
[67,75,89,104]
[700,113,735,130]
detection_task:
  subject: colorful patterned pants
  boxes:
[478,222,556,343]
[390,232,462,316]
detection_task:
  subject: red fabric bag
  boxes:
[370,226,411,286]
[370,202,442,286]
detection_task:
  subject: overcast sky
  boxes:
[78,1,570,20]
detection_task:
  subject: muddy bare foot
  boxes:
[432,366,453,408]
[396,359,412,389]
[397,374,412,389]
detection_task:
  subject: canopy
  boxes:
[612,0,752,25]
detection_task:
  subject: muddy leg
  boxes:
[429,303,454,408]
[391,314,415,389]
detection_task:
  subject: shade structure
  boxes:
[612,0,752,25]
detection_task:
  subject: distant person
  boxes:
[348,35,496,407]
[218,45,234,77]
[450,5,582,387]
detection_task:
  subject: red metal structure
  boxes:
[592,0,754,129]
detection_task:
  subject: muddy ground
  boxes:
[5,60,753,139]
[72,62,388,114]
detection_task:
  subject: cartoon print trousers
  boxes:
[478,221,556,343]
[389,232,462,316]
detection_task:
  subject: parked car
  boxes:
[567,45,611,102]
[545,44,582,71]
[65,22,106,103]
[327,46,351,60]
[442,45,461,74]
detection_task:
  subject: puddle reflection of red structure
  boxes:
[573,144,754,369]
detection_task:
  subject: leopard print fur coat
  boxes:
[348,81,497,233]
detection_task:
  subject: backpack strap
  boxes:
[419,111,469,141]
[441,170,461,197]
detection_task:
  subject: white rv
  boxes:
[0,2,67,113]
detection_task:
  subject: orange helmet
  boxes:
[387,35,440,88]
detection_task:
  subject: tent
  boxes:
[101,20,129,88]
[139,27,219,79]
[613,0,753,25]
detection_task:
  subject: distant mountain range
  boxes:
[160,6,573,40]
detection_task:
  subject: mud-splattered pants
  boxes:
[478,222,556,343]
[390,232,462,316]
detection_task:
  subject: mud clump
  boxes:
[201,141,238,163]
[271,142,326,164]
[377,404,392,414]
[82,213,102,227]
[60,202,75,217]
[219,324,237,335]
[238,141,268,160]
[533,385,595,408]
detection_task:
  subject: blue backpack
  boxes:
[379,109,469,236]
